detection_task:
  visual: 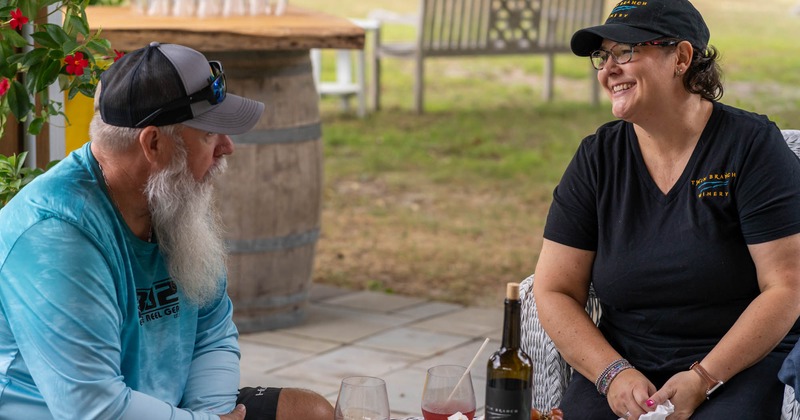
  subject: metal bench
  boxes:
[370,0,605,114]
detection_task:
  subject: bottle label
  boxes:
[485,388,531,420]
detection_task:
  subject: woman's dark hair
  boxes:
[684,45,724,101]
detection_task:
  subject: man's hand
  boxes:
[219,404,246,420]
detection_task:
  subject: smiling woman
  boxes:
[533,1,800,419]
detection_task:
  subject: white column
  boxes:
[47,4,66,161]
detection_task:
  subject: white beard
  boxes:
[144,147,228,307]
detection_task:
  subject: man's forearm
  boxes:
[180,349,241,413]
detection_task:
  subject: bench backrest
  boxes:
[416,0,605,57]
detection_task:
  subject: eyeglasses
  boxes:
[135,61,227,128]
[590,40,680,71]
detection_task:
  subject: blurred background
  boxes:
[85,0,800,308]
[298,0,800,307]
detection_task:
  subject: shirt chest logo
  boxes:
[691,172,736,199]
[137,279,180,325]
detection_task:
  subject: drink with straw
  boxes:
[421,365,476,420]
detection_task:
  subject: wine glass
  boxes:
[421,365,476,420]
[334,376,390,420]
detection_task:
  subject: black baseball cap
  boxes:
[99,42,264,135]
[570,0,710,57]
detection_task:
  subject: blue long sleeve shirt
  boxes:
[0,143,241,419]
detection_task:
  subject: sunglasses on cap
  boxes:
[134,60,227,128]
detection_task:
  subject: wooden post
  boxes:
[0,114,22,157]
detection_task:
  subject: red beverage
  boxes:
[421,406,476,420]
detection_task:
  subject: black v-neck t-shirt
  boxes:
[544,101,800,372]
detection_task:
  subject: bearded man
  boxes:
[0,42,333,420]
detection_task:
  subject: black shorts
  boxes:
[237,387,282,420]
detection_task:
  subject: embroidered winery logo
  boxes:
[608,1,648,19]
[138,279,180,325]
[691,172,736,198]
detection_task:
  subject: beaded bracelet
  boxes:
[595,358,635,396]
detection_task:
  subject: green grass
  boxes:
[295,0,800,306]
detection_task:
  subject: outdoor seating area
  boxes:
[2,0,800,419]
[239,283,502,418]
[367,0,604,113]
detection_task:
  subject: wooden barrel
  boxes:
[208,50,322,333]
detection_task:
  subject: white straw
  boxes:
[447,337,490,401]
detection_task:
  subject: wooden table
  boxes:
[85,6,364,51]
[86,6,364,333]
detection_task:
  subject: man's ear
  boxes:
[138,126,175,168]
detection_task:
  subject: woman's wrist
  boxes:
[595,358,635,396]
[690,361,724,399]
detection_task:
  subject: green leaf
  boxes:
[61,40,81,55]
[0,41,14,71]
[7,80,32,120]
[28,116,46,135]
[13,152,26,174]
[17,48,49,69]
[0,28,29,49]
[47,101,60,115]
[77,82,97,98]
[44,24,73,47]
[30,31,62,50]
[65,14,89,37]
[6,52,27,66]
[0,159,13,174]
[0,62,17,79]
[32,59,62,93]
[47,47,66,61]
[87,38,112,56]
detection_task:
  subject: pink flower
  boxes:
[9,8,28,30]
[65,52,89,76]
[113,49,125,62]
[0,78,9,97]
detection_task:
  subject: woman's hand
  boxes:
[606,369,657,419]
[647,371,706,420]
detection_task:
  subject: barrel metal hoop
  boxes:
[225,227,320,254]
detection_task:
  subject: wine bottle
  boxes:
[485,282,533,420]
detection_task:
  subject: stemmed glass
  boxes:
[334,376,391,420]
[421,365,476,420]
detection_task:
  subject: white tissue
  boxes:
[618,400,674,420]
[447,412,468,420]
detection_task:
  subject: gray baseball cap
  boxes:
[99,42,264,135]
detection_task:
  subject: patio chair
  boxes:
[518,129,800,418]
[368,0,604,114]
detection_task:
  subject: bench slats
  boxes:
[372,0,604,112]
[418,0,603,56]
